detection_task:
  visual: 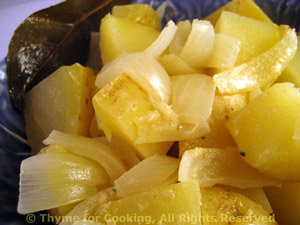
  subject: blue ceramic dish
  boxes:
[0,0,299,224]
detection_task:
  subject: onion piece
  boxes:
[205,34,241,70]
[178,147,281,189]
[18,151,107,214]
[169,20,191,55]
[171,74,216,125]
[20,152,108,186]
[145,20,177,58]
[60,187,117,225]
[43,130,127,183]
[95,52,172,105]
[158,53,199,76]
[180,20,215,69]
[19,184,97,215]
[114,155,179,197]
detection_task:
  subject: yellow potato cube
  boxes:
[112,4,161,30]
[227,83,300,181]
[201,186,277,225]
[100,14,159,64]
[215,11,282,65]
[95,181,201,225]
[205,0,271,26]
[24,63,95,154]
[93,74,172,159]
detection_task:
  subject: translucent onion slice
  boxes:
[171,74,216,125]
[135,121,210,143]
[145,20,177,58]
[18,151,108,214]
[180,19,215,69]
[213,25,297,95]
[43,130,126,183]
[60,187,117,225]
[20,152,108,186]
[95,52,172,105]
[114,155,179,197]
[158,53,199,76]
[169,20,192,55]
[205,34,241,70]
[178,147,281,189]
[19,183,97,214]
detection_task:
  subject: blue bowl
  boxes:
[0,0,299,224]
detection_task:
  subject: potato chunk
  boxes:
[215,11,281,65]
[100,14,159,64]
[24,63,95,154]
[112,4,161,30]
[95,181,201,225]
[227,83,300,181]
[93,74,173,158]
[205,0,271,26]
[201,186,277,225]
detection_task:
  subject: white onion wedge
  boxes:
[178,147,281,188]
[95,52,172,105]
[60,187,117,225]
[18,184,97,215]
[145,20,177,58]
[114,155,179,197]
[18,151,107,214]
[171,74,215,125]
[43,130,126,183]
[205,34,241,70]
[20,152,108,186]
[180,20,215,69]
[169,20,191,55]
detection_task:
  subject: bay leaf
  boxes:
[7,0,132,111]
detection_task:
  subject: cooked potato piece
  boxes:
[201,186,277,225]
[227,83,300,181]
[112,4,161,30]
[219,186,273,214]
[215,11,281,65]
[93,74,173,159]
[95,181,201,225]
[100,14,159,64]
[24,63,95,154]
[265,183,300,225]
[205,0,271,26]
